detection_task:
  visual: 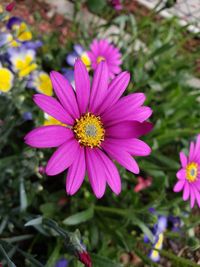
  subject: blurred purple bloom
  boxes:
[22,40,43,50]
[111,0,123,10]
[168,216,181,232]
[23,112,32,121]
[6,16,22,30]
[62,68,74,84]
[66,44,90,68]
[55,258,68,267]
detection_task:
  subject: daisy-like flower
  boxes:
[25,60,152,198]
[28,71,53,96]
[66,44,91,70]
[0,63,14,92]
[88,39,122,79]
[173,135,200,208]
[8,47,37,78]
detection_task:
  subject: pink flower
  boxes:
[134,176,152,192]
[174,135,200,208]
[77,251,92,267]
[88,39,122,79]
[25,60,152,198]
[6,2,15,12]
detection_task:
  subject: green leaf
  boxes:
[25,217,43,227]
[63,206,94,225]
[0,244,16,267]
[91,253,123,267]
[87,0,107,14]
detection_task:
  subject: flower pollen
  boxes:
[97,56,105,63]
[73,112,105,148]
[186,162,198,182]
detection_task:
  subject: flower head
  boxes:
[66,44,91,70]
[111,0,123,10]
[6,2,16,12]
[25,60,152,198]
[173,135,200,208]
[7,17,32,42]
[145,215,167,262]
[28,71,53,96]
[134,176,152,192]
[8,47,37,77]
[0,63,14,92]
[88,39,122,79]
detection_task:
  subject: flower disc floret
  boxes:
[73,113,105,148]
[186,162,198,182]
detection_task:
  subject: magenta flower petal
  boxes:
[66,147,86,195]
[105,121,153,139]
[86,148,106,198]
[96,149,121,195]
[24,126,73,148]
[96,71,130,114]
[176,169,186,180]
[46,139,79,176]
[180,152,187,168]
[183,182,190,201]
[102,94,151,126]
[102,140,139,174]
[89,61,109,113]
[74,59,90,114]
[173,180,185,192]
[50,71,80,119]
[190,187,196,208]
[194,187,200,207]
[104,138,151,156]
[33,94,74,125]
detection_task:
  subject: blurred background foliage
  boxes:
[0,0,200,266]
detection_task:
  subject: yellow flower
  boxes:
[10,49,37,77]
[32,72,53,96]
[80,52,91,70]
[0,67,14,92]
[44,114,65,126]
[13,22,32,42]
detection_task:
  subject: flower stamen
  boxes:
[73,112,105,148]
[186,162,198,182]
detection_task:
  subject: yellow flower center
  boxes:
[97,56,105,63]
[186,162,198,182]
[73,113,105,148]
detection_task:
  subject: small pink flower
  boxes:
[6,1,15,12]
[77,251,92,267]
[25,60,152,198]
[134,176,152,192]
[88,39,122,79]
[174,135,200,208]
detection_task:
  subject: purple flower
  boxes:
[24,59,152,198]
[173,135,200,208]
[66,44,91,69]
[88,39,122,79]
[55,258,68,267]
